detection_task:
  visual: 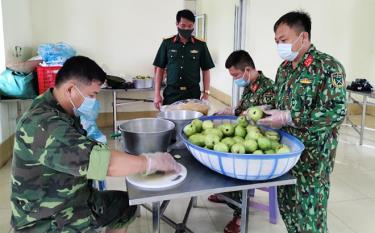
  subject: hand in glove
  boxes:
[213,107,234,115]
[143,152,181,175]
[257,110,292,129]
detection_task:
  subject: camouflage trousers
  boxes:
[278,174,330,233]
[14,190,137,232]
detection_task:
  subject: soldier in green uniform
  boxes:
[214,50,275,116]
[153,9,215,109]
[10,56,181,233]
[258,11,347,233]
[209,50,275,233]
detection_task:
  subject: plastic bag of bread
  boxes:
[161,99,210,115]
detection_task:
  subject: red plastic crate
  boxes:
[36,65,62,94]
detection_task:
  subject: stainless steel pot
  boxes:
[119,118,175,154]
[157,110,203,149]
[132,77,153,89]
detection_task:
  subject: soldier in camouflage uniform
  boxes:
[210,50,276,233]
[233,70,275,116]
[10,56,180,232]
[258,11,346,233]
[214,50,275,116]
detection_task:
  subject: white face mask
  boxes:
[277,33,303,61]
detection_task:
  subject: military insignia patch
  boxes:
[331,73,344,87]
[300,78,312,84]
[251,83,259,93]
[304,55,314,67]
[190,50,199,54]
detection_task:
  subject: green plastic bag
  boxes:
[0,68,37,99]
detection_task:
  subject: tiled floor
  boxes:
[1,97,375,233]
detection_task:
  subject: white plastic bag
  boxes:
[161,99,210,115]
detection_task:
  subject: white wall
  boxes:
[1,0,33,64]
[30,0,184,78]
[196,0,238,96]
[30,0,185,113]
[245,0,375,82]
[0,0,33,143]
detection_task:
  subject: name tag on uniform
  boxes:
[190,50,199,54]
[300,78,312,84]
[170,49,177,53]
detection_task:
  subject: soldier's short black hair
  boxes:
[176,9,195,23]
[274,11,312,40]
[225,50,256,70]
[55,56,106,87]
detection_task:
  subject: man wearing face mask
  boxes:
[153,9,215,109]
[10,56,181,233]
[214,50,275,116]
[257,11,346,233]
[209,50,275,233]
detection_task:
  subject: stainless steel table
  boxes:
[345,89,375,145]
[126,149,296,233]
[100,88,154,132]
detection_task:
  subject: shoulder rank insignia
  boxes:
[300,78,312,84]
[304,55,314,67]
[251,83,259,93]
[331,73,344,87]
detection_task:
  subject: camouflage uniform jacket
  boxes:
[10,89,111,232]
[274,44,346,177]
[235,71,275,116]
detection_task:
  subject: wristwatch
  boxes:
[202,90,210,95]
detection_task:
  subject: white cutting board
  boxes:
[126,164,187,190]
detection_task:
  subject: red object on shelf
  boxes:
[36,65,62,94]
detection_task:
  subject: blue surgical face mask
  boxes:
[234,72,250,87]
[69,86,100,120]
[277,33,303,61]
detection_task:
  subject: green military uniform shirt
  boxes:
[153,35,215,105]
[235,71,275,116]
[275,44,346,176]
[275,45,346,233]
[10,89,111,232]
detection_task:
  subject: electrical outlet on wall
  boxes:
[11,46,32,62]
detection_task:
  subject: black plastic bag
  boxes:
[347,79,373,92]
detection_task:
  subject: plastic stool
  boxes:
[250,187,278,224]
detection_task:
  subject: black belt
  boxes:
[168,85,199,91]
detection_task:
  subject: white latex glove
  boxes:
[143,152,181,175]
[257,110,293,129]
[258,105,273,111]
[214,107,234,115]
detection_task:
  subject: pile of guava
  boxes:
[183,115,291,155]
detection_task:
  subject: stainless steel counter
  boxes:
[126,148,296,233]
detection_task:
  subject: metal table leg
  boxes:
[240,190,250,233]
[192,196,198,208]
[113,90,117,133]
[143,199,194,233]
[152,202,161,233]
[360,96,367,145]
